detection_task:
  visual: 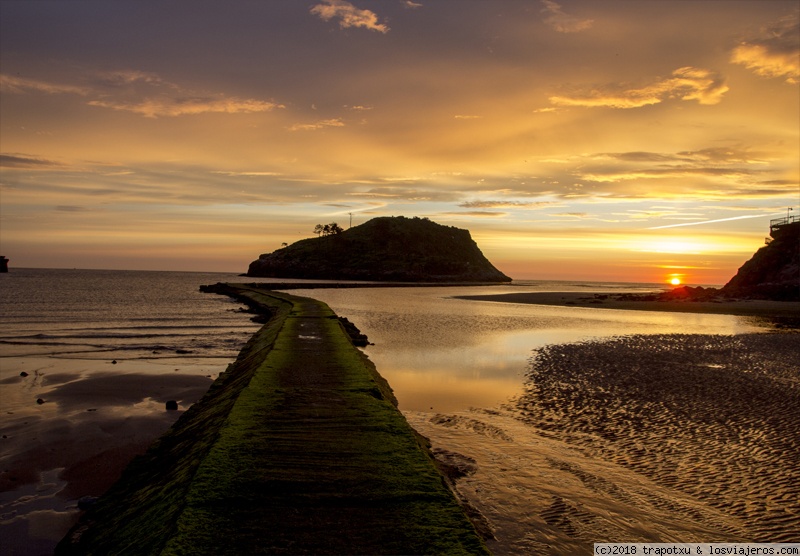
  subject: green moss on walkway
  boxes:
[57,286,489,555]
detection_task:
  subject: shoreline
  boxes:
[455,291,800,319]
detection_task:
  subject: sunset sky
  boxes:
[1,0,798,283]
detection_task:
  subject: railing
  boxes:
[770,214,798,233]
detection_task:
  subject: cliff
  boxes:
[721,220,799,301]
[247,216,511,283]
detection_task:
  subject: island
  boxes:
[247,216,511,283]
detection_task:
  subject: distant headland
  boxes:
[457,214,800,317]
[649,214,799,303]
[247,216,511,283]
[0,256,8,273]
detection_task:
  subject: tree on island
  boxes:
[314,223,344,237]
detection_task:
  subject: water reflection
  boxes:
[283,286,770,412]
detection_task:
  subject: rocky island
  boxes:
[247,216,511,283]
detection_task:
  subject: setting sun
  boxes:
[670,277,682,286]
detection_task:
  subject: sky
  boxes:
[1,0,798,284]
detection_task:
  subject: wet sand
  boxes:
[456,291,800,318]
[410,332,800,554]
[0,357,225,555]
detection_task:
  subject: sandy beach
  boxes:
[456,291,800,319]
[410,331,800,554]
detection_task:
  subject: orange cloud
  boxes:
[2,70,283,118]
[288,118,346,131]
[731,14,800,84]
[0,74,90,96]
[550,67,729,108]
[88,96,282,118]
[310,0,389,33]
[459,200,556,209]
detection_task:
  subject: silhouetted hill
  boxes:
[247,216,511,282]
[721,220,799,300]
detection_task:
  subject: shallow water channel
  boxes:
[283,284,769,412]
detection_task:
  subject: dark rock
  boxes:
[337,316,371,347]
[432,448,478,480]
[111,360,117,365]
[175,349,192,354]
[721,220,799,301]
[36,398,45,405]
[77,496,99,511]
[19,372,28,377]
[165,400,179,410]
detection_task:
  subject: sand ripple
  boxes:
[517,332,800,542]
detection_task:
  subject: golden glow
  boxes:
[670,277,682,286]
[0,2,797,275]
[637,240,705,255]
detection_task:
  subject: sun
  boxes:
[669,277,682,286]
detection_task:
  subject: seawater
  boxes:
[1,270,764,411]
[0,270,778,555]
[0,268,264,361]
[283,283,768,411]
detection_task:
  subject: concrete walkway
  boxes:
[57,286,488,555]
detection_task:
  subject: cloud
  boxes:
[212,171,282,177]
[647,213,778,230]
[1,70,282,118]
[541,0,593,33]
[288,118,346,131]
[0,154,64,168]
[95,69,166,87]
[595,147,768,165]
[441,210,508,218]
[55,205,91,212]
[310,0,389,33]
[87,96,282,118]
[577,166,754,183]
[551,212,589,218]
[731,14,800,84]
[676,147,768,164]
[0,74,90,96]
[533,145,795,202]
[550,67,729,108]
[347,187,457,202]
[459,200,555,209]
